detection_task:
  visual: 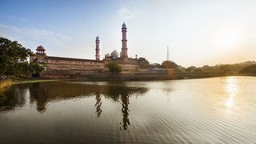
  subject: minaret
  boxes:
[95,36,100,61]
[121,23,128,63]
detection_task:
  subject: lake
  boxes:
[0,76,256,144]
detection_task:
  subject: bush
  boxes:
[107,62,123,73]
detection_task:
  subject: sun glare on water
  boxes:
[225,77,239,113]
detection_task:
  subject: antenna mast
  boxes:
[167,45,170,61]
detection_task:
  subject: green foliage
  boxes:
[201,65,212,72]
[184,61,256,75]
[29,62,44,74]
[239,64,256,74]
[107,62,123,73]
[219,64,232,74]
[138,57,150,69]
[0,37,44,77]
[0,37,32,75]
[13,62,30,77]
[149,63,162,68]
[185,66,197,72]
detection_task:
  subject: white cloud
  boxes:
[0,24,72,53]
[118,7,134,20]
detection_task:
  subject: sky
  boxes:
[1,0,256,67]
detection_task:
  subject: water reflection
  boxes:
[103,82,144,130]
[0,85,26,111]
[0,81,148,130]
[1,77,256,144]
[30,83,48,112]
[225,77,239,113]
[95,93,102,117]
[120,94,130,131]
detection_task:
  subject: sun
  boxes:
[217,31,239,50]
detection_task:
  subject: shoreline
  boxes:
[0,72,255,89]
[14,79,67,84]
[0,79,13,90]
[0,74,255,97]
[70,72,256,81]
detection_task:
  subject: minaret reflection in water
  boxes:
[104,83,148,131]
[120,93,130,131]
[95,93,102,117]
[0,82,148,131]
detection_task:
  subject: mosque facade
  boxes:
[30,23,138,77]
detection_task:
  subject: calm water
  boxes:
[0,76,256,144]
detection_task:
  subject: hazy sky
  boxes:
[1,0,256,67]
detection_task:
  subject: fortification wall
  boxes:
[122,64,139,71]
[42,57,106,75]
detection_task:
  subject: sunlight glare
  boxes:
[218,31,239,50]
[225,77,239,113]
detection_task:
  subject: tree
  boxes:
[219,64,231,74]
[107,62,123,73]
[137,57,150,69]
[149,63,162,69]
[239,64,256,74]
[0,37,44,77]
[13,62,30,77]
[29,62,45,77]
[161,60,178,69]
[185,66,197,72]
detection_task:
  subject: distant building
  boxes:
[30,23,138,77]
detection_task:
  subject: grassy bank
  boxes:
[14,79,64,84]
[0,79,13,90]
[0,79,67,91]
[0,79,14,100]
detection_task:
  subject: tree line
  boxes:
[0,37,44,79]
[137,57,256,75]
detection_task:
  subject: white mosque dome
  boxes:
[111,50,119,58]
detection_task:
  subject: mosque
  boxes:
[30,23,139,77]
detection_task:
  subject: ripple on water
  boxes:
[0,76,256,144]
